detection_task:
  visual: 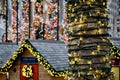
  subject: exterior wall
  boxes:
[9,57,20,80]
[107,0,119,37]
[111,58,120,80]
[38,63,51,80]
[1,48,65,80]
[52,77,65,80]
[9,48,31,80]
[0,0,5,42]
[112,67,119,80]
[114,16,120,38]
[0,73,6,80]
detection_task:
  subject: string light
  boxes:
[110,44,120,59]
[67,0,113,79]
[2,0,68,44]
[0,40,68,77]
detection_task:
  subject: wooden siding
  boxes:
[0,73,6,80]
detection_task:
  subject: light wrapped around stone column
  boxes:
[67,0,113,80]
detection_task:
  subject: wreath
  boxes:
[22,64,33,78]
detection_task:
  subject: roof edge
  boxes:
[27,39,65,44]
[0,40,68,77]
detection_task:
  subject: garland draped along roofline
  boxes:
[0,40,68,77]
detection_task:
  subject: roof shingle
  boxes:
[0,43,18,68]
[0,40,69,72]
[110,38,120,50]
[29,39,69,71]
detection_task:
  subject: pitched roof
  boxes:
[110,38,120,50]
[110,38,120,59]
[29,39,69,71]
[0,43,18,68]
[0,40,69,76]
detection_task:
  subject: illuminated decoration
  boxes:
[0,71,7,74]
[1,0,68,44]
[0,40,68,77]
[110,44,120,59]
[67,0,113,80]
[33,0,68,42]
[34,0,59,40]
[44,0,58,40]
[20,0,30,39]
[22,64,33,78]
[1,0,31,44]
[8,0,18,42]
[59,1,68,44]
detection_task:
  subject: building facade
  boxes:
[0,0,68,44]
[113,16,120,37]
[107,0,120,37]
[0,0,5,42]
[0,40,69,80]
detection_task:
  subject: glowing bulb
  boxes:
[88,61,92,64]
[97,11,100,14]
[95,70,99,73]
[80,37,83,41]
[103,13,107,17]
[69,27,73,32]
[97,29,102,34]
[74,19,77,22]
[94,75,97,79]
[72,8,74,12]
[91,0,95,2]
[92,51,95,55]
[89,12,92,16]
[70,61,75,65]
[97,45,100,51]
[74,57,79,61]
[71,14,74,17]
[105,56,109,60]
[97,21,101,25]
[89,67,92,70]
[102,39,106,41]
[78,24,83,27]
[86,1,90,4]
[101,23,105,26]
[75,3,77,6]
[83,31,86,33]
[68,54,72,57]
[103,2,106,5]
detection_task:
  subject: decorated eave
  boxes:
[0,42,18,74]
[110,45,120,59]
[0,40,69,77]
[110,38,120,59]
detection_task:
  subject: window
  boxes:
[21,57,38,64]
[117,19,120,24]
[117,27,120,32]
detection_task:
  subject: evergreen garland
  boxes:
[67,0,113,80]
[110,44,120,59]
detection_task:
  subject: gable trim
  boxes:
[110,44,120,59]
[0,40,68,77]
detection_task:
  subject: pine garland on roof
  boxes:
[0,40,68,77]
[110,44,120,59]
